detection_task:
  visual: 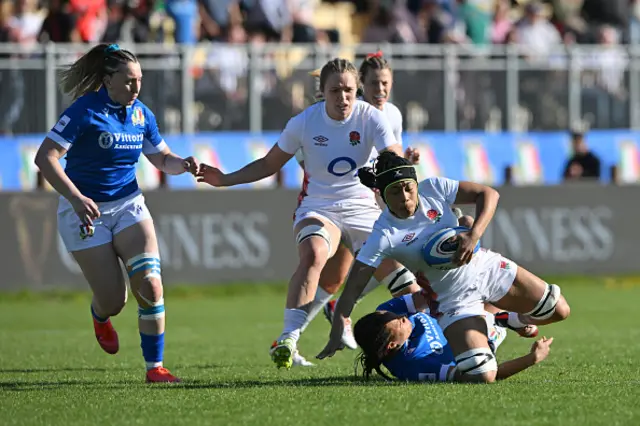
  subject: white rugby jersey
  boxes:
[356,177,483,298]
[382,101,403,145]
[294,101,402,164]
[278,100,398,200]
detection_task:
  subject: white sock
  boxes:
[508,312,529,328]
[279,309,308,344]
[146,361,162,370]
[301,287,333,333]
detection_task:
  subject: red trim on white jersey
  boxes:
[293,171,310,221]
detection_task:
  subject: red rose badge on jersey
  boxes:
[349,131,361,146]
[426,209,442,222]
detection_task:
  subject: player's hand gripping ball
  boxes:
[422,226,480,270]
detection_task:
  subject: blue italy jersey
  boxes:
[377,297,455,382]
[46,87,166,202]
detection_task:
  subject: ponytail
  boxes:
[353,311,401,381]
[59,43,138,100]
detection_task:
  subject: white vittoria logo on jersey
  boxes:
[98,132,114,149]
[132,107,145,126]
[98,132,144,150]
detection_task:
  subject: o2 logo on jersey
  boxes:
[327,156,357,177]
[98,132,114,149]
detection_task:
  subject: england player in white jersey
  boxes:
[316,52,427,333]
[358,51,404,144]
[196,58,418,369]
[318,151,571,383]
[283,58,423,368]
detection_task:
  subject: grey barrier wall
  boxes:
[1,185,639,291]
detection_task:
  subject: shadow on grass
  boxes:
[3,375,639,392]
[0,379,133,391]
[0,375,402,392]
[0,367,134,374]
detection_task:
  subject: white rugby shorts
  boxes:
[435,249,517,331]
[57,190,152,252]
[293,196,382,254]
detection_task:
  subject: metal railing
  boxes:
[0,42,637,134]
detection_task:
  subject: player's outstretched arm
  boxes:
[317,260,376,360]
[495,336,554,381]
[196,144,292,187]
[446,336,554,383]
[146,145,199,176]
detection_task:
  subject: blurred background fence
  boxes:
[1,42,640,135]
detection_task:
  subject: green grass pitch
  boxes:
[1,276,639,426]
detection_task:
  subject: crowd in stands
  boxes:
[0,0,636,134]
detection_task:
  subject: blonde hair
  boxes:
[319,58,360,93]
[59,44,138,100]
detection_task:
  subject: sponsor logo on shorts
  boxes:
[79,224,95,240]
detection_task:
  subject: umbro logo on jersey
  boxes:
[402,233,415,243]
[313,135,328,146]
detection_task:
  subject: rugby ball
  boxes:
[421,226,480,270]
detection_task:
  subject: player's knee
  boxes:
[458,215,475,228]
[126,252,164,310]
[135,276,165,321]
[319,279,343,295]
[553,296,571,321]
[298,252,327,277]
[455,347,498,384]
[296,225,332,271]
[525,283,567,322]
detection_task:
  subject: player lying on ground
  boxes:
[318,151,570,383]
[353,291,550,383]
